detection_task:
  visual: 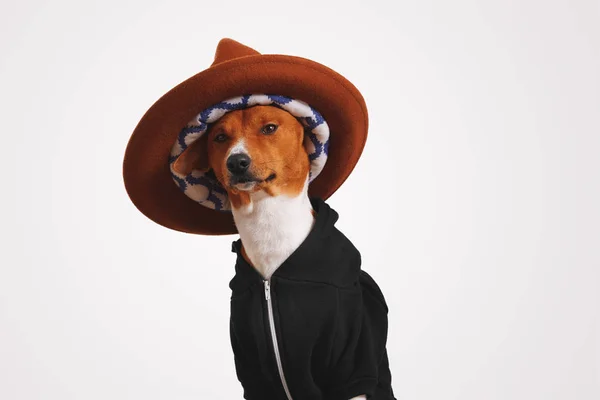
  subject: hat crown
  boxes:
[212,38,261,66]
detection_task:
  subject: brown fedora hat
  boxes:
[123,38,368,235]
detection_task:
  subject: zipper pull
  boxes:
[264,279,271,301]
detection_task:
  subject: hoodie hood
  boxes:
[229,197,361,293]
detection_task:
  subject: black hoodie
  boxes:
[229,197,396,400]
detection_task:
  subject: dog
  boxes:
[173,105,394,399]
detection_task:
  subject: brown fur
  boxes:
[174,106,311,208]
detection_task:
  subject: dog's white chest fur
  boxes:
[231,187,314,280]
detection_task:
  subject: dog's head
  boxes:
[173,105,310,208]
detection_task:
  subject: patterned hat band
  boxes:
[169,94,331,211]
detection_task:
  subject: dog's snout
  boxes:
[227,153,251,175]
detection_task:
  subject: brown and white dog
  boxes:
[176,105,365,400]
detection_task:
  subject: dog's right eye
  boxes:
[214,133,228,143]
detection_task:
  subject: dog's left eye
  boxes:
[261,124,278,135]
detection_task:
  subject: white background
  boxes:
[1,0,598,399]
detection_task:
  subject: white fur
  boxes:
[227,139,247,156]
[231,177,314,280]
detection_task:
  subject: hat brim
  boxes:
[123,54,368,235]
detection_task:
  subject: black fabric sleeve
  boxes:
[324,282,382,400]
[360,271,395,399]
[323,271,390,399]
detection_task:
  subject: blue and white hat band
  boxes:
[169,94,330,211]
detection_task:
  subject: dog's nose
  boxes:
[226,153,251,175]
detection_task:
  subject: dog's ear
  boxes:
[172,135,210,175]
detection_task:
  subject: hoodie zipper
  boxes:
[264,279,293,400]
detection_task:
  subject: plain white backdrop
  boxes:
[1,0,598,399]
